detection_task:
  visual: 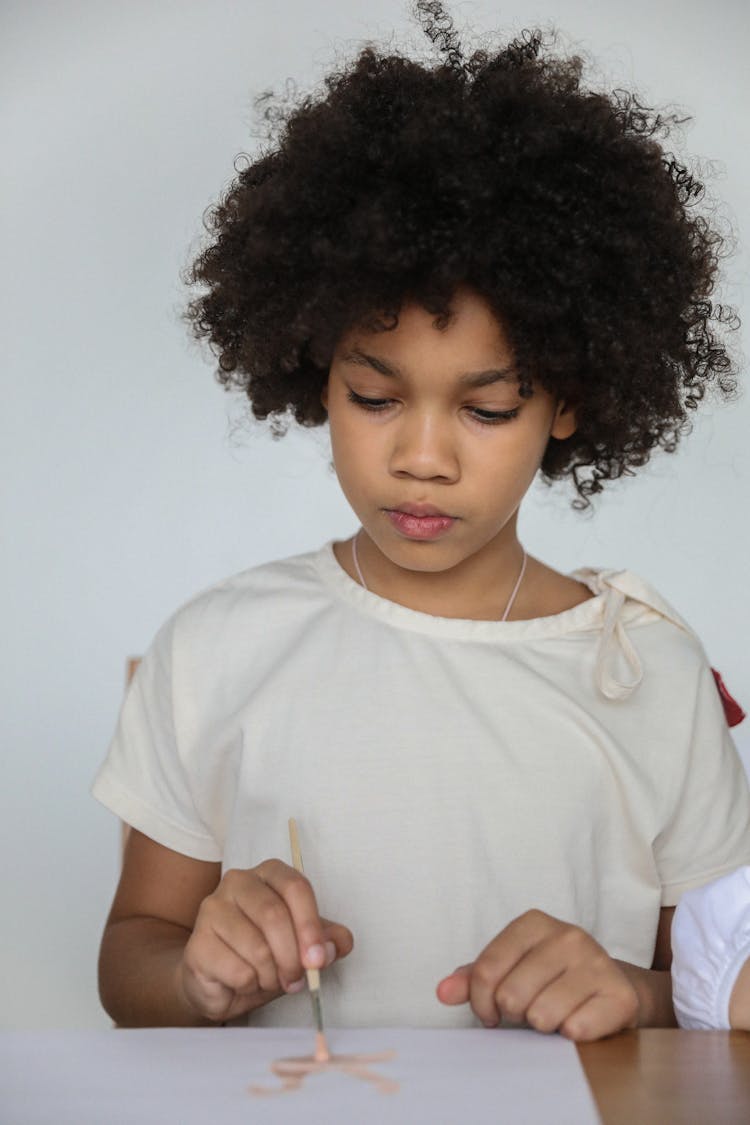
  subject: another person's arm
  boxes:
[729,959,750,1028]
[671,866,750,1030]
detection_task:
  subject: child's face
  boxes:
[322,287,575,577]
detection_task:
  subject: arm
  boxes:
[729,959,750,1028]
[99,829,223,1026]
[613,906,677,1028]
[671,866,750,1029]
[99,829,354,1027]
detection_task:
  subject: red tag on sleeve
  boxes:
[711,668,746,728]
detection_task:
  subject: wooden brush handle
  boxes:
[288,817,305,875]
[288,817,320,986]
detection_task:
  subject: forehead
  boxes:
[339,288,513,363]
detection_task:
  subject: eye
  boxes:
[347,389,393,411]
[469,407,520,425]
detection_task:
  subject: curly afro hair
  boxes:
[186,1,738,508]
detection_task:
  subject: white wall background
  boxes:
[2,0,748,1029]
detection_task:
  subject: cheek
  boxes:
[473,422,551,490]
[329,397,382,451]
[514,406,558,459]
[327,412,372,484]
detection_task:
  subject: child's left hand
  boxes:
[436,909,639,1041]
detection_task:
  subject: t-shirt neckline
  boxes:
[312,538,614,642]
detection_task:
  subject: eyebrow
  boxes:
[341,349,517,389]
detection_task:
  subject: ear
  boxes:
[550,400,577,441]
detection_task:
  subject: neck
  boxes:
[348,524,528,621]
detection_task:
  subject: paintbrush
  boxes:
[288,817,330,1062]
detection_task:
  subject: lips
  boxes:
[388,503,454,518]
[384,508,457,541]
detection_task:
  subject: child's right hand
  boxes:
[177,860,353,1023]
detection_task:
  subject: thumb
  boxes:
[436,962,474,1006]
[320,919,354,964]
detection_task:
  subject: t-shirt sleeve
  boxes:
[656,658,750,906]
[91,617,222,862]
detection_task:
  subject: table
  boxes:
[578,1029,750,1124]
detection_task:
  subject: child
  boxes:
[672,866,750,1030]
[93,3,750,1040]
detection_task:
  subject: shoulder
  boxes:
[150,543,331,652]
[576,566,708,661]
[572,567,696,631]
[578,568,719,711]
[515,558,693,628]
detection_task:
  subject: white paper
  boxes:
[0,1026,601,1124]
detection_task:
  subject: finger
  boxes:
[255,859,327,971]
[523,966,600,1034]
[184,932,264,1017]
[560,987,639,1042]
[249,887,312,989]
[320,919,355,963]
[184,954,282,1024]
[221,866,308,988]
[491,927,594,1026]
[468,912,563,1026]
[199,876,292,993]
[480,910,563,982]
[436,964,474,1006]
[181,963,236,1022]
[220,904,289,994]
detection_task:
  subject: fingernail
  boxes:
[324,941,337,966]
[285,978,306,994]
[482,1018,499,1029]
[305,943,325,968]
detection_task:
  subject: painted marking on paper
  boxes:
[249,1051,399,1096]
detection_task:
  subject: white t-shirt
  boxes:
[92,541,750,1028]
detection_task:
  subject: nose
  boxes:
[388,409,460,482]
